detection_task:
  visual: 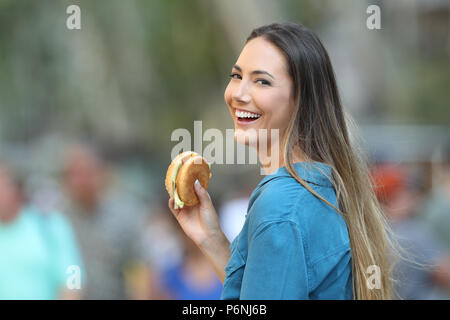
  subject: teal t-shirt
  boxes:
[0,206,83,299]
[221,162,353,300]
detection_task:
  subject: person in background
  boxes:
[418,143,450,298]
[141,197,222,300]
[157,222,223,300]
[219,196,248,243]
[60,142,148,299]
[140,200,184,299]
[0,162,83,299]
[419,144,450,250]
[218,175,254,242]
[372,163,450,299]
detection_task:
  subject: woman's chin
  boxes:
[234,131,258,148]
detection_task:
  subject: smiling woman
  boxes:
[168,22,397,300]
[224,37,296,159]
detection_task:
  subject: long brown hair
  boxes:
[247,22,396,299]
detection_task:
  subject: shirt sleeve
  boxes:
[47,213,84,290]
[240,220,309,299]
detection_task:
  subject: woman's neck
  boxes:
[257,141,305,175]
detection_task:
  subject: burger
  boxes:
[165,151,211,209]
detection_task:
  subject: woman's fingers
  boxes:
[194,179,211,205]
[168,197,180,218]
[169,179,212,220]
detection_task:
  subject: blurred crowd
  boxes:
[0,140,252,300]
[1,140,450,300]
[371,144,450,299]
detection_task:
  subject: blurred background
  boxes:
[0,0,449,299]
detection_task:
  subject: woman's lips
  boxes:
[231,107,262,126]
[236,115,261,126]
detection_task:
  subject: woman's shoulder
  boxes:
[249,180,341,226]
[247,162,336,224]
[246,176,305,226]
[246,163,349,252]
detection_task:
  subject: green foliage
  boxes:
[0,0,447,154]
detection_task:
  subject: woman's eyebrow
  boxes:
[252,70,275,79]
[233,64,275,79]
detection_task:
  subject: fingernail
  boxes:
[195,179,201,188]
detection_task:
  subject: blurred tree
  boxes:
[0,0,448,164]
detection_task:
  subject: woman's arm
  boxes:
[241,220,309,299]
[198,230,230,283]
[168,180,230,283]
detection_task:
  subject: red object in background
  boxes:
[371,164,406,205]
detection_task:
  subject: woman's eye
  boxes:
[256,79,271,86]
[229,73,241,80]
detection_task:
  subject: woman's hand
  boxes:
[168,179,222,248]
[168,179,231,283]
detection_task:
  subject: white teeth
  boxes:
[235,110,261,119]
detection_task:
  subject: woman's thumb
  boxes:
[194,179,211,204]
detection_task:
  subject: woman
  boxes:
[169,22,395,299]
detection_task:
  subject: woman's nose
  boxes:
[232,81,251,104]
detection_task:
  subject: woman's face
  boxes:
[224,37,296,148]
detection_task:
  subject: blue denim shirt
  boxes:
[220,162,353,300]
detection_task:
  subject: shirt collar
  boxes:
[256,161,334,189]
